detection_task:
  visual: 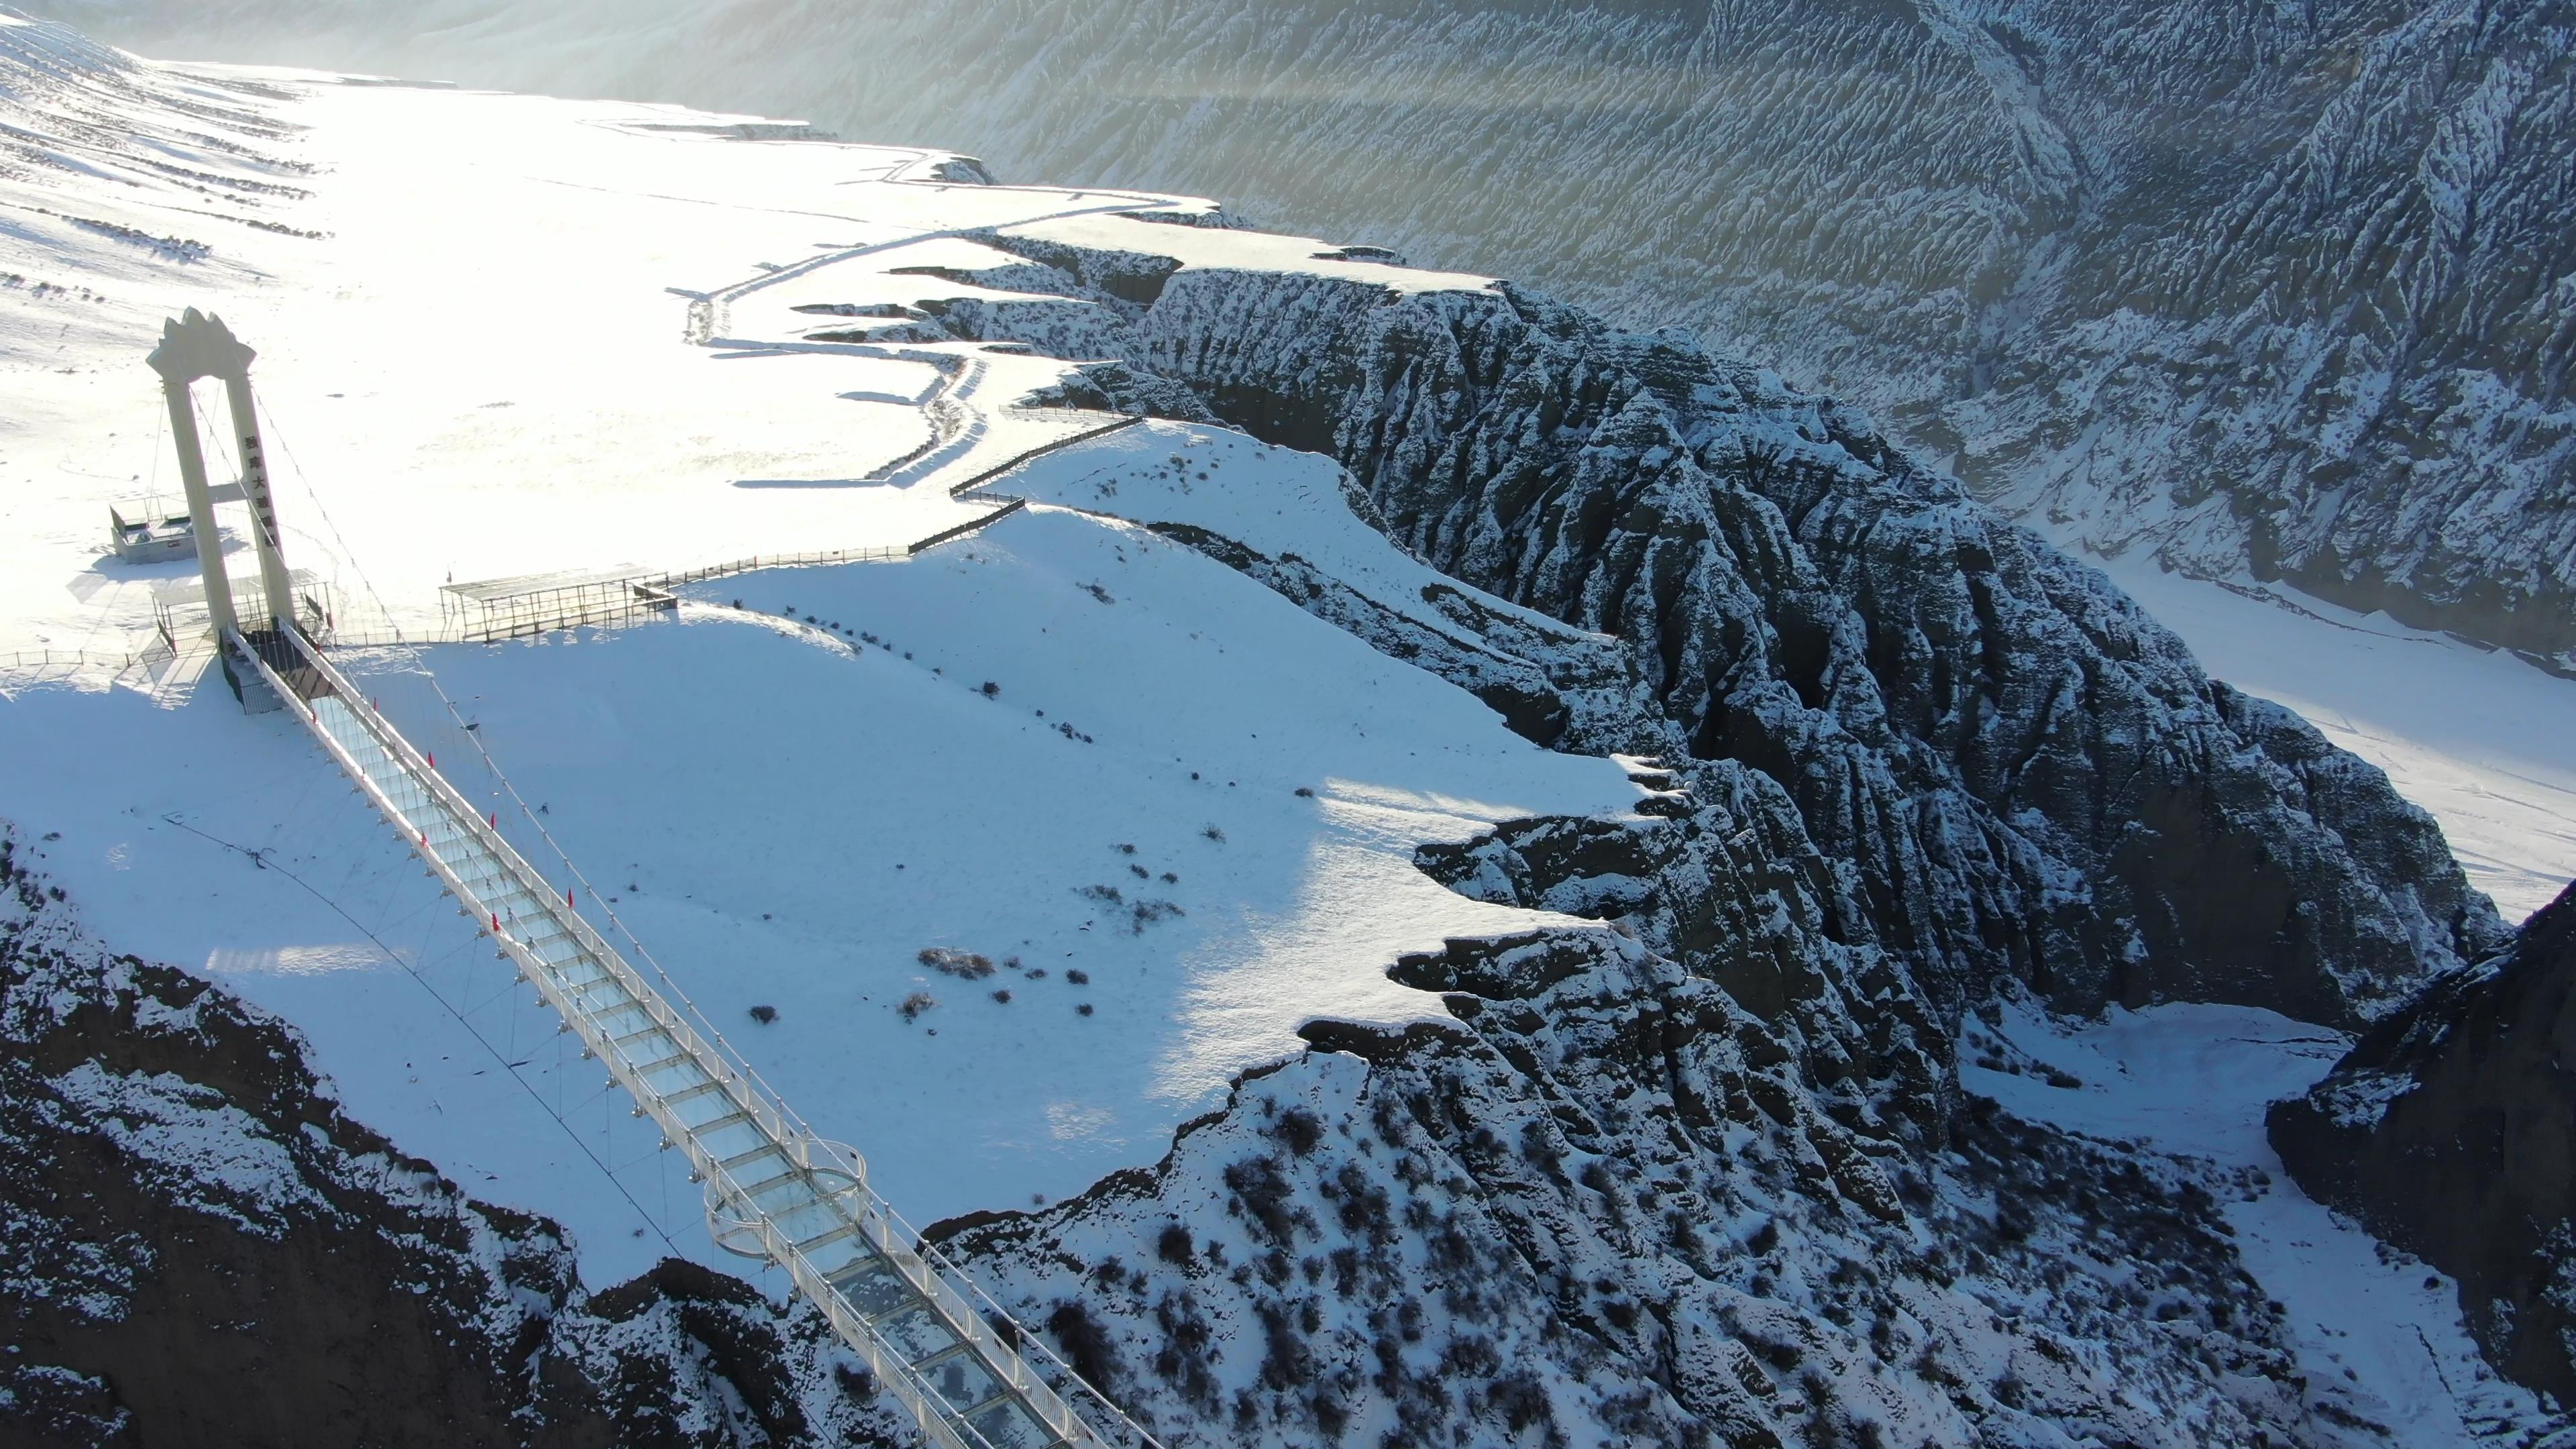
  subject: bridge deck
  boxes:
[227,627,1145,1449]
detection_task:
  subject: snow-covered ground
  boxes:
[0,431,1640,1277]
[1964,1000,2561,1445]
[0,45,1186,655]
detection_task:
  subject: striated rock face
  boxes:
[2272,880,2576,1401]
[859,225,2532,1440]
[965,232,2507,1034]
[60,0,2576,662]
[0,828,900,1449]
[938,911,2320,1449]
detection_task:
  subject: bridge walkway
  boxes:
[229,625,1147,1449]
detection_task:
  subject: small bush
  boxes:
[1157,1224,1195,1265]
[898,991,938,1022]
[747,1004,777,1024]
[918,947,996,979]
[1066,969,1090,985]
[1129,863,1150,879]
[1271,1108,1325,1157]
[1295,786,1314,798]
[1202,826,1226,843]
[1161,871,1178,883]
[1115,843,1137,855]
[981,680,1000,697]
[1077,1002,1095,1016]
[991,989,1013,1004]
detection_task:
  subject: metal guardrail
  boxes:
[373,409,1150,649]
[0,647,144,674]
[226,625,1165,1449]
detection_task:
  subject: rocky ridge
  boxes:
[926,223,2507,1042]
[824,220,2552,1441]
[2273,879,2576,1406]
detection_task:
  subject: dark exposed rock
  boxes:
[936,917,2316,1448]
[2271,879,2576,1401]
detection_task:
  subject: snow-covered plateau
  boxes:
[3,12,2573,1449]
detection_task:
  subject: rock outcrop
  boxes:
[938,880,2323,1449]
[947,230,2508,1038]
[2272,879,2576,1402]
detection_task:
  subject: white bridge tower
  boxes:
[146,307,299,647]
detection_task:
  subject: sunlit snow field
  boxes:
[1,433,1641,1273]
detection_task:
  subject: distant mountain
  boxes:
[45,0,2576,667]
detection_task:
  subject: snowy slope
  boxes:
[1,446,1642,1248]
[0,42,1172,656]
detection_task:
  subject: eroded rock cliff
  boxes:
[2273,880,2576,1402]
[952,229,2507,1038]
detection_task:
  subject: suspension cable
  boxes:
[157,809,687,1259]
